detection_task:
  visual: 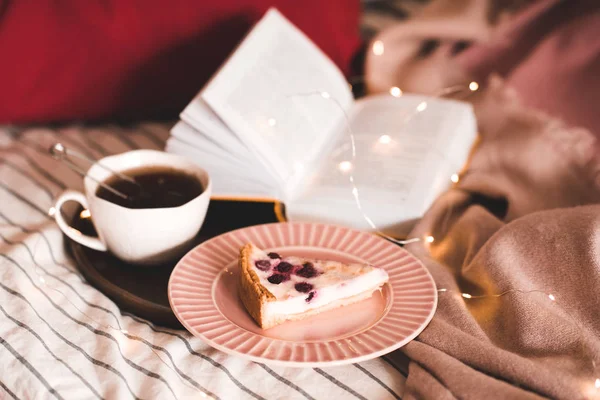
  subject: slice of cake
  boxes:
[238,243,389,329]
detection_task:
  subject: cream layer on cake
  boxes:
[248,245,389,318]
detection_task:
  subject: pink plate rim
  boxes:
[168,222,437,367]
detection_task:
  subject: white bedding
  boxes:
[0,123,407,400]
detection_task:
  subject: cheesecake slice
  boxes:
[238,243,389,329]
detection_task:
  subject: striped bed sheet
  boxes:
[0,123,407,400]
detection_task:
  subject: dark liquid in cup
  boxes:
[96,166,204,209]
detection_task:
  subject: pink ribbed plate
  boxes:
[168,222,437,367]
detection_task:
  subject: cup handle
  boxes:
[54,190,108,252]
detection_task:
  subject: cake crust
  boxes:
[238,244,275,328]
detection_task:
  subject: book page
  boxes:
[169,122,253,169]
[180,96,252,160]
[287,94,477,231]
[201,8,354,191]
[166,137,281,199]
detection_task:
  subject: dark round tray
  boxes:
[65,199,283,328]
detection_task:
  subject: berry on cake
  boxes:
[238,243,389,329]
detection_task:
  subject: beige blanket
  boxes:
[365,1,600,398]
[399,79,600,400]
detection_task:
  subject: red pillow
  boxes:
[0,0,361,124]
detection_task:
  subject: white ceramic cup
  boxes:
[53,150,211,266]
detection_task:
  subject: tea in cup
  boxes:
[53,150,211,265]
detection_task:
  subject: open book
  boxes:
[166,8,477,235]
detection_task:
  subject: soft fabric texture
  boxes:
[364,1,600,397]
[365,0,600,137]
[390,69,600,399]
[0,1,361,124]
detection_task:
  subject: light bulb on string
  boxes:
[390,87,402,97]
[372,40,384,56]
[80,209,91,219]
[338,161,352,172]
[378,135,392,144]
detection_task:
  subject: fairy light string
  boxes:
[436,285,600,395]
[24,218,600,398]
[287,79,479,245]
[2,77,594,397]
[286,79,599,395]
